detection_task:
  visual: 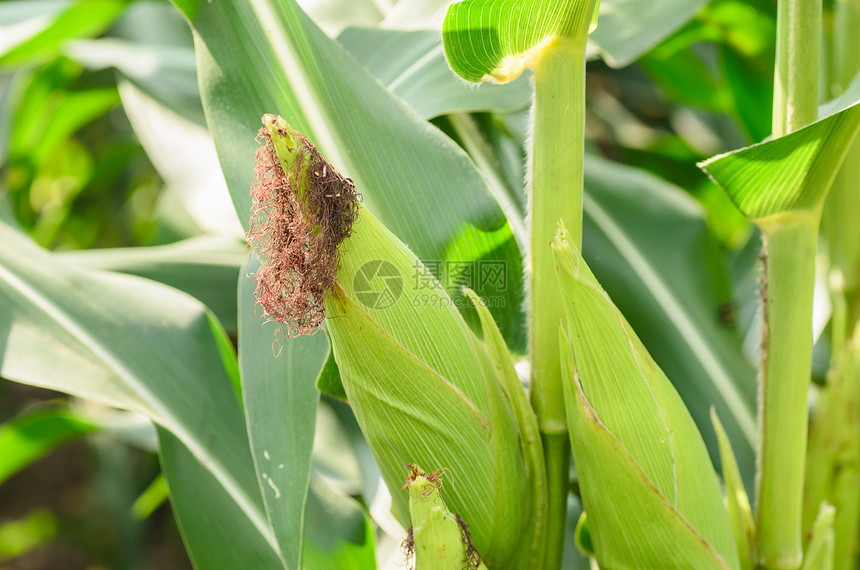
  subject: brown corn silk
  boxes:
[246,117,359,338]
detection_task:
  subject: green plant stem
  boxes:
[804,2,860,568]
[757,1,821,566]
[756,215,818,569]
[772,0,821,137]
[529,36,585,570]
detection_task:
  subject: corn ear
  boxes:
[404,464,488,570]
[553,222,739,569]
[324,205,530,565]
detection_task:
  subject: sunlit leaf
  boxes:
[442,0,599,84]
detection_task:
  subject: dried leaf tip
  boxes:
[246,114,359,337]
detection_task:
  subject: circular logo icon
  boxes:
[353,260,404,310]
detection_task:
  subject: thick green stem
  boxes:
[757,1,821,566]
[756,215,819,569]
[529,37,585,570]
[772,0,821,137]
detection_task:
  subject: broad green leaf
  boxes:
[700,76,860,222]
[442,0,599,84]
[336,27,532,118]
[554,225,739,569]
[712,410,755,570]
[324,205,530,567]
[157,428,285,569]
[801,504,836,570]
[0,405,98,484]
[558,329,735,569]
[0,208,282,567]
[59,235,244,333]
[239,254,330,570]
[0,0,131,68]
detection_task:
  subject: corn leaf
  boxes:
[442,0,599,83]
[554,224,739,569]
[0,206,284,568]
[700,75,860,222]
[60,236,245,333]
[336,27,532,118]
[238,254,331,569]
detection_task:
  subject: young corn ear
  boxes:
[247,115,537,568]
[403,464,488,570]
[552,223,739,570]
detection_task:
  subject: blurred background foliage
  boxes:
[0,0,841,567]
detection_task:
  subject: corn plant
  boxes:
[2,0,860,569]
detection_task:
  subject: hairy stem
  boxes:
[757,215,818,569]
[772,0,821,137]
[529,36,585,570]
[756,0,821,566]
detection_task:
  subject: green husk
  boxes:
[553,222,738,570]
